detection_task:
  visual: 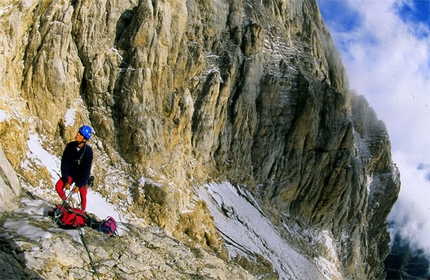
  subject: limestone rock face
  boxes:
[0,143,21,211]
[0,0,399,279]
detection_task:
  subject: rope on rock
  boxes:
[78,226,100,280]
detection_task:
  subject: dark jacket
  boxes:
[61,141,93,187]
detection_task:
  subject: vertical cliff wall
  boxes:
[0,0,399,278]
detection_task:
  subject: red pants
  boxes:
[55,176,87,210]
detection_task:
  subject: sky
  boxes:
[318,0,430,255]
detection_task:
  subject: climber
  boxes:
[55,125,93,211]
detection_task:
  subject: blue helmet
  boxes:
[79,125,93,140]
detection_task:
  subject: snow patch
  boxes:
[0,109,10,122]
[14,198,52,216]
[198,181,328,279]
[26,133,61,184]
[4,219,52,242]
[64,108,77,126]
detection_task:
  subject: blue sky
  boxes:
[396,0,430,28]
[318,0,430,255]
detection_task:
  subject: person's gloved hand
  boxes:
[73,186,79,193]
[65,182,70,190]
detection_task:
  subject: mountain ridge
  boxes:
[1,0,399,278]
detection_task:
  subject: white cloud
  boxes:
[319,0,430,255]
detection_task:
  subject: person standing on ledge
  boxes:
[55,125,93,211]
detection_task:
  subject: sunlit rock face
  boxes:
[0,0,399,279]
[0,143,21,211]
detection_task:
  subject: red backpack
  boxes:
[53,204,88,229]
